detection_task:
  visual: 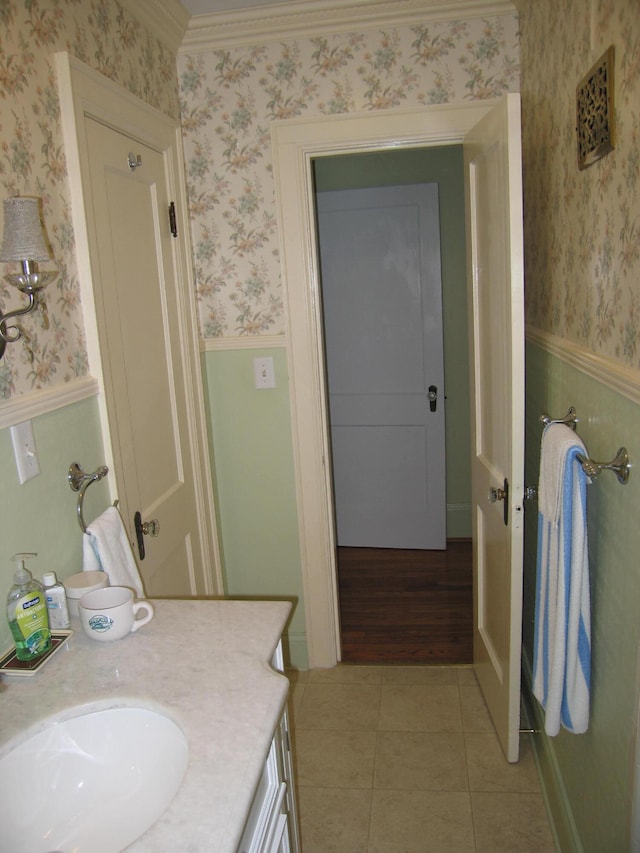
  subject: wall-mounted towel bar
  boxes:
[68,462,109,533]
[576,447,630,484]
[539,409,631,485]
[540,407,578,430]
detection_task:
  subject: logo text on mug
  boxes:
[88,614,114,632]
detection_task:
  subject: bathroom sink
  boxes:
[0,706,189,853]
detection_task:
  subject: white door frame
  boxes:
[55,52,222,595]
[272,101,497,668]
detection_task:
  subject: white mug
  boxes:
[64,570,110,620]
[79,586,154,641]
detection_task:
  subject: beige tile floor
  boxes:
[286,665,557,853]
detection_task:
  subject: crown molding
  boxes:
[180,0,517,53]
[134,0,190,53]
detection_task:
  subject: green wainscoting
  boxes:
[523,340,640,853]
[0,397,109,652]
[202,347,308,669]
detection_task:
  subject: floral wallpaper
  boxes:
[178,14,520,338]
[3,1,635,392]
[0,0,180,400]
[519,0,640,369]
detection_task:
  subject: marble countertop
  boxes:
[0,598,292,852]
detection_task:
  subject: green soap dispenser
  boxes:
[6,553,52,661]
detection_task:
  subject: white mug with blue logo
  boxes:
[78,586,154,641]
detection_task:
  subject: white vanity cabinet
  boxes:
[0,600,297,852]
[238,644,300,853]
[238,708,299,852]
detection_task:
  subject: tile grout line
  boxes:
[366,681,383,851]
[459,679,481,853]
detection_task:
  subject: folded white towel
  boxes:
[83,505,145,597]
[533,423,591,736]
[538,422,583,524]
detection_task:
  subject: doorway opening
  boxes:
[312,147,472,663]
[272,100,494,669]
[273,95,525,760]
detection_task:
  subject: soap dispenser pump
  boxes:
[6,553,52,660]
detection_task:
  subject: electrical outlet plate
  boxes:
[10,420,40,484]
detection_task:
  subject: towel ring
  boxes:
[68,462,109,533]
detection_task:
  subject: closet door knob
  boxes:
[142,518,160,537]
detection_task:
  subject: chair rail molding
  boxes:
[525,325,640,406]
[201,334,286,352]
[0,376,99,430]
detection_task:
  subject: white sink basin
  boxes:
[0,706,189,853]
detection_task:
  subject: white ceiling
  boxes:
[181,0,279,15]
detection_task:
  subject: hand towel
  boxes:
[82,505,145,597]
[533,423,591,736]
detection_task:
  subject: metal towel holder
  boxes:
[539,407,631,485]
[67,462,109,533]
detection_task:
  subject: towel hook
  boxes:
[68,462,109,533]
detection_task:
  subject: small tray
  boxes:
[0,631,73,677]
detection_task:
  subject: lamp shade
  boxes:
[0,197,52,263]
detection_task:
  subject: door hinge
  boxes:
[168,201,177,238]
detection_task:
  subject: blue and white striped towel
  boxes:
[533,423,591,736]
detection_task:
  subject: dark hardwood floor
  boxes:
[337,540,473,665]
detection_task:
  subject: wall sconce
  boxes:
[0,196,58,360]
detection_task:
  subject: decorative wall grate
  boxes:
[576,45,615,170]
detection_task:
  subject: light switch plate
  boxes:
[253,356,276,389]
[10,420,40,484]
